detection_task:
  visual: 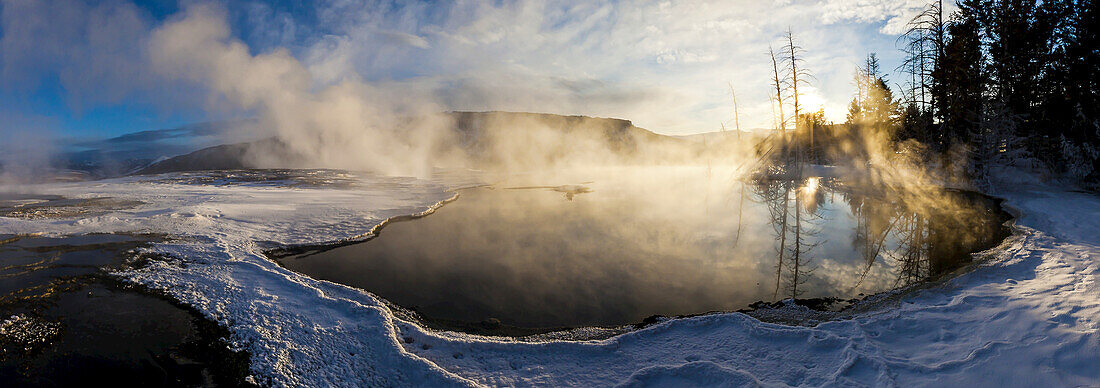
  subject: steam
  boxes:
[0,2,1008,313]
[0,126,58,185]
[148,4,460,177]
[1,0,974,197]
[0,1,951,181]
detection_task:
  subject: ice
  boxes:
[0,170,1097,386]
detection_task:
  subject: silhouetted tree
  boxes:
[783,28,816,161]
[848,54,900,137]
[1037,0,1100,177]
[934,2,985,147]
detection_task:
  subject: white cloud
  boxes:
[2,0,937,136]
[0,0,152,110]
[288,0,922,133]
[374,30,431,49]
[817,0,958,35]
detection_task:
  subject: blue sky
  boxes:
[0,0,947,139]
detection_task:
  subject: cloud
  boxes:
[283,0,930,133]
[2,0,933,138]
[817,0,957,35]
[0,0,151,110]
[374,30,431,49]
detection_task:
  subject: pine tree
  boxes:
[936,0,985,146]
[982,0,1061,155]
[1039,0,1099,177]
[847,54,900,136]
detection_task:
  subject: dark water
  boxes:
[0,234,249,386]
[276,168,1010,333]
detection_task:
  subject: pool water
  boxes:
[276,167,1009,332]
[0,234,250,385]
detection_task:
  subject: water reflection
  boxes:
[749,176,828,300]
[837,184,1006,288]
[276,167,1008,332]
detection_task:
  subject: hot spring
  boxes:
[274,166,1009,335]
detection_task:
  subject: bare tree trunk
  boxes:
[730,82,742,141]
[786,29,805,158]
[770,46,787,138]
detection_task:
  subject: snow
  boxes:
[1,171,1097,387]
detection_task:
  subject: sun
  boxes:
[798,86,828,117]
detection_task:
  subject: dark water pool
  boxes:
[275,167,1010,334]
[0,234,250,386]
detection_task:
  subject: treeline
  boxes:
[851,0,1099,186]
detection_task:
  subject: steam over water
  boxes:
[276,166,1008,333]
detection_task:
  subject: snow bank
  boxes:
[1,172,1096,386]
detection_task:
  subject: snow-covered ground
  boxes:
[1,171,1097,386]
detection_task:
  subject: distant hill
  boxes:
[0,121,249,182]
[447,111,690,168]
[133,138,306,175]
[135,111,694,174]
[65,120,248,176]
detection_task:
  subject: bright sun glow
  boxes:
[802,177,820,194]
[797,86,832,122]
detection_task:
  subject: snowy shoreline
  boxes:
[391,183,1098,387]
[1,172,1097,386]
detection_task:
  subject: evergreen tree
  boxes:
[847,54,900,136]
[935,0,986,147]
[981,0,1062,153]
[1039,0,1099,177]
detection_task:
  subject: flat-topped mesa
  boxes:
[447,111,689,168]
[134,111,702,175]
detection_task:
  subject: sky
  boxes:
[0,0,951,139]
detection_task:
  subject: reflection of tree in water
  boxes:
[749,108,828,300]
[786,176,824,299]
[842,185,1000,290]
[750,177,789,300]
[749,175,825,300]
[751,165,1004,299]
[844,188,903,288]
[852,190,940,288]
[891,209,931,286]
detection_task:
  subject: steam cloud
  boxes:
[149,4,460,177]
[0,1,956,184]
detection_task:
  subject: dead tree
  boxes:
[898,0,946,114]
[783,28,815,161]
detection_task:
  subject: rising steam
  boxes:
[145,4,729,177]
[148,4,461,177]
